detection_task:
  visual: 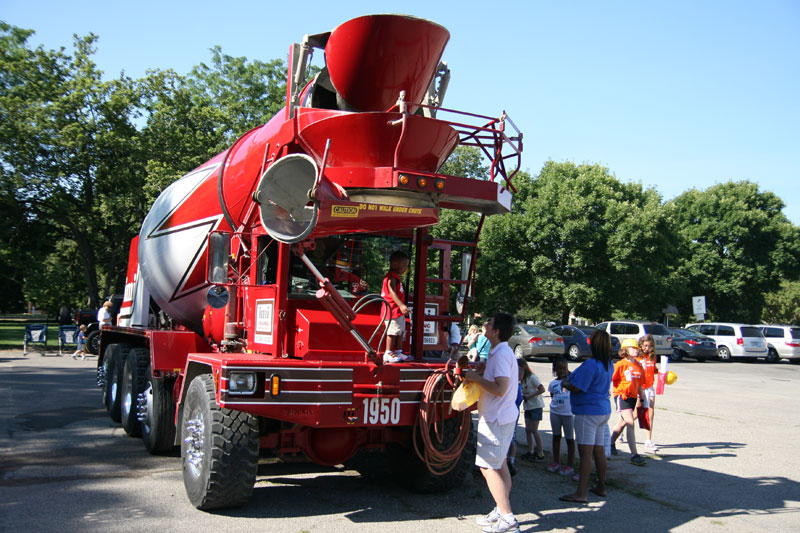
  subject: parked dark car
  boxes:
[551,325,621,361]
[668,327,717,362]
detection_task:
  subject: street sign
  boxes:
[692,296,706,315]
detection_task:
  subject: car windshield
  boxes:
[643,324,669,336]
[520,325,551,336]
[740,327,762,338]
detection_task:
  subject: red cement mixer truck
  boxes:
[97,13,522,510]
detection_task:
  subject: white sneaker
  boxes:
[644,440,658,451]
[383,353,403,363]
[482,515,520,533]
[476,507,499,527]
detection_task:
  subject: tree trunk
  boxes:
[560,308,570,325]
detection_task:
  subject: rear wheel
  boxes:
[104,343,130,421]
[766,348,780,363]
[121,347,148,437]
[181,374,259,510]
[514,345,524,359]
[141,365,176,454]
[717,346,731,362]
[85,330,101,355]
[389,416,475,493]
[567,344,581,362]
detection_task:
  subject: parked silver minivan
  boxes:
[594,320,673,357]
[684,322,768,361]
[758,325,800,364]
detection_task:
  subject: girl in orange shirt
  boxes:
[635,334,659,452]
[610,338,647,466]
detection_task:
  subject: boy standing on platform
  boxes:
[381,250,410,363]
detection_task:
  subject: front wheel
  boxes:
[670,348,682,362]
[718,346,731,362]
[514,344,524,359]
[567,344,581,362]
[181,374,259,510]
[766,348,780,363]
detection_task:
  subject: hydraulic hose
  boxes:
[413,365,472,475]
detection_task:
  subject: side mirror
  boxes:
[208,232,232,284]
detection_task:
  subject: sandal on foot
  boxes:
[589,486,607,498]
[559,494,588,504]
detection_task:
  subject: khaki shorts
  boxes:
[475,418,516,470]
[386,316,405,336]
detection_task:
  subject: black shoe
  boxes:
[507,461,517,477]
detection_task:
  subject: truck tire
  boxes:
[141,365,176,454]
[181,374,259,510]
[100,344,115,402]
[105,344,130,422]
[389,417,476,493]
[120,347,148,437]
[85,330,101,355]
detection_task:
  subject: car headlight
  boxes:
[228,371,256,395]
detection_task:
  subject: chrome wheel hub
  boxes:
[184,415,205,476]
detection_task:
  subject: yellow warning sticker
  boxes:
[331,205,359,218]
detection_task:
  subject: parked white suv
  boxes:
[594,320,673,357]
[758,325,800,364]
[684,322,768,361]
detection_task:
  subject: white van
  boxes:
[758,325,800,364]
[594,320,673,357]
[684,322,768,361]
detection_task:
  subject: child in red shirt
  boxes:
[381,250,410,363]
[610,338,647,466]
[635,334,659,452]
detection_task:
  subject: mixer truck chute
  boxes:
[97,13,522,510]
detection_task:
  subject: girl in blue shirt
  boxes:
[559,329,613,503]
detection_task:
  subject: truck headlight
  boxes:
[228,372,256,394]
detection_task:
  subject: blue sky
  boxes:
[4,0,799,224]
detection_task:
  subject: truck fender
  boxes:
[174,361,215,445]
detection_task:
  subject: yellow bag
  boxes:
[451,380,481,411]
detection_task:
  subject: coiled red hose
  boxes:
[413,366,472,475]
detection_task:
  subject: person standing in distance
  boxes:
[97,301,112,326]
[463,312,520,533]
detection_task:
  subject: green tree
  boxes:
[668,181,800,322]
[518,161,679,324]
[0,24,147,311]
[188,46,287,146]
[762,280,800,324]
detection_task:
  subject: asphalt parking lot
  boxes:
[2,351,799,532]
